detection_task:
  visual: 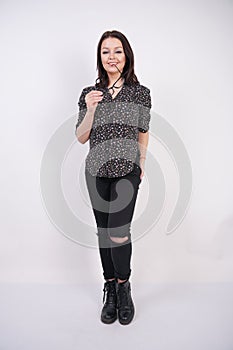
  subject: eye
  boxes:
[102,51,108,54]
[115,50,122,54]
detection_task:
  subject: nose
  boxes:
[109,51,115,59]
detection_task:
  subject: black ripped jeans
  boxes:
[85,163,142,281]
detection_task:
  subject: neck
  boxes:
[107,73,124,88]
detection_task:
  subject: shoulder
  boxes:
[135,83,151,93]
[134,83,152,107]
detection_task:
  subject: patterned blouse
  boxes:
[75,82,152,178]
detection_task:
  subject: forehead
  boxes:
[101,37,123,49]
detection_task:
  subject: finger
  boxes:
[86,95,103,103]
[89,96,103,103]
[86,95,102,103]
[87,98,103,106]
[88,95,102,100]
[90,91,103,96]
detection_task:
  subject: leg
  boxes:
[97,230,116,280]
[110,236,128,283]
[85,170,115,280]
[108,164,141,281]
[107,166,141,325]
[111,237,132,283]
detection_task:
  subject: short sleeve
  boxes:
[137,86,152,133]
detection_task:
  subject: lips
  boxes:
[108,62,118,66]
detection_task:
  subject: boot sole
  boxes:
[118,305,135,325]
[101,314,117,324]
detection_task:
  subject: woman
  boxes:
[75,30,152,325]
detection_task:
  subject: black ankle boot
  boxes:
[101,279,117,324]
[116,279,135,325]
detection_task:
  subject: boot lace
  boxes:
[103,281,116,304]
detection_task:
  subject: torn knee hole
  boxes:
[110,236,129,243]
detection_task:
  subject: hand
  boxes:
[139,164,145,181]
[85,90,103,114]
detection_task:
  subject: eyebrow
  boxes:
[101,46,123,50]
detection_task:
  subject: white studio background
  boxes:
[1,0,233,285]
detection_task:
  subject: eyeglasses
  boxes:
[95,64,124,97]
[108,64,124,95]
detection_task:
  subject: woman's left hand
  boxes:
[140,165,145,181]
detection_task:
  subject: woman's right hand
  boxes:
[85,90,103,114]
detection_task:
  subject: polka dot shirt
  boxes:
[75,82,152,178]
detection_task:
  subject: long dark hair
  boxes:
[95,30,139,88]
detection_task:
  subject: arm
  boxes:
[75,89,103,144]
[75,110,95,144]
[137,86,152,179]
[138,130,149,180]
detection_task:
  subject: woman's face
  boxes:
[100,37,126,76]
